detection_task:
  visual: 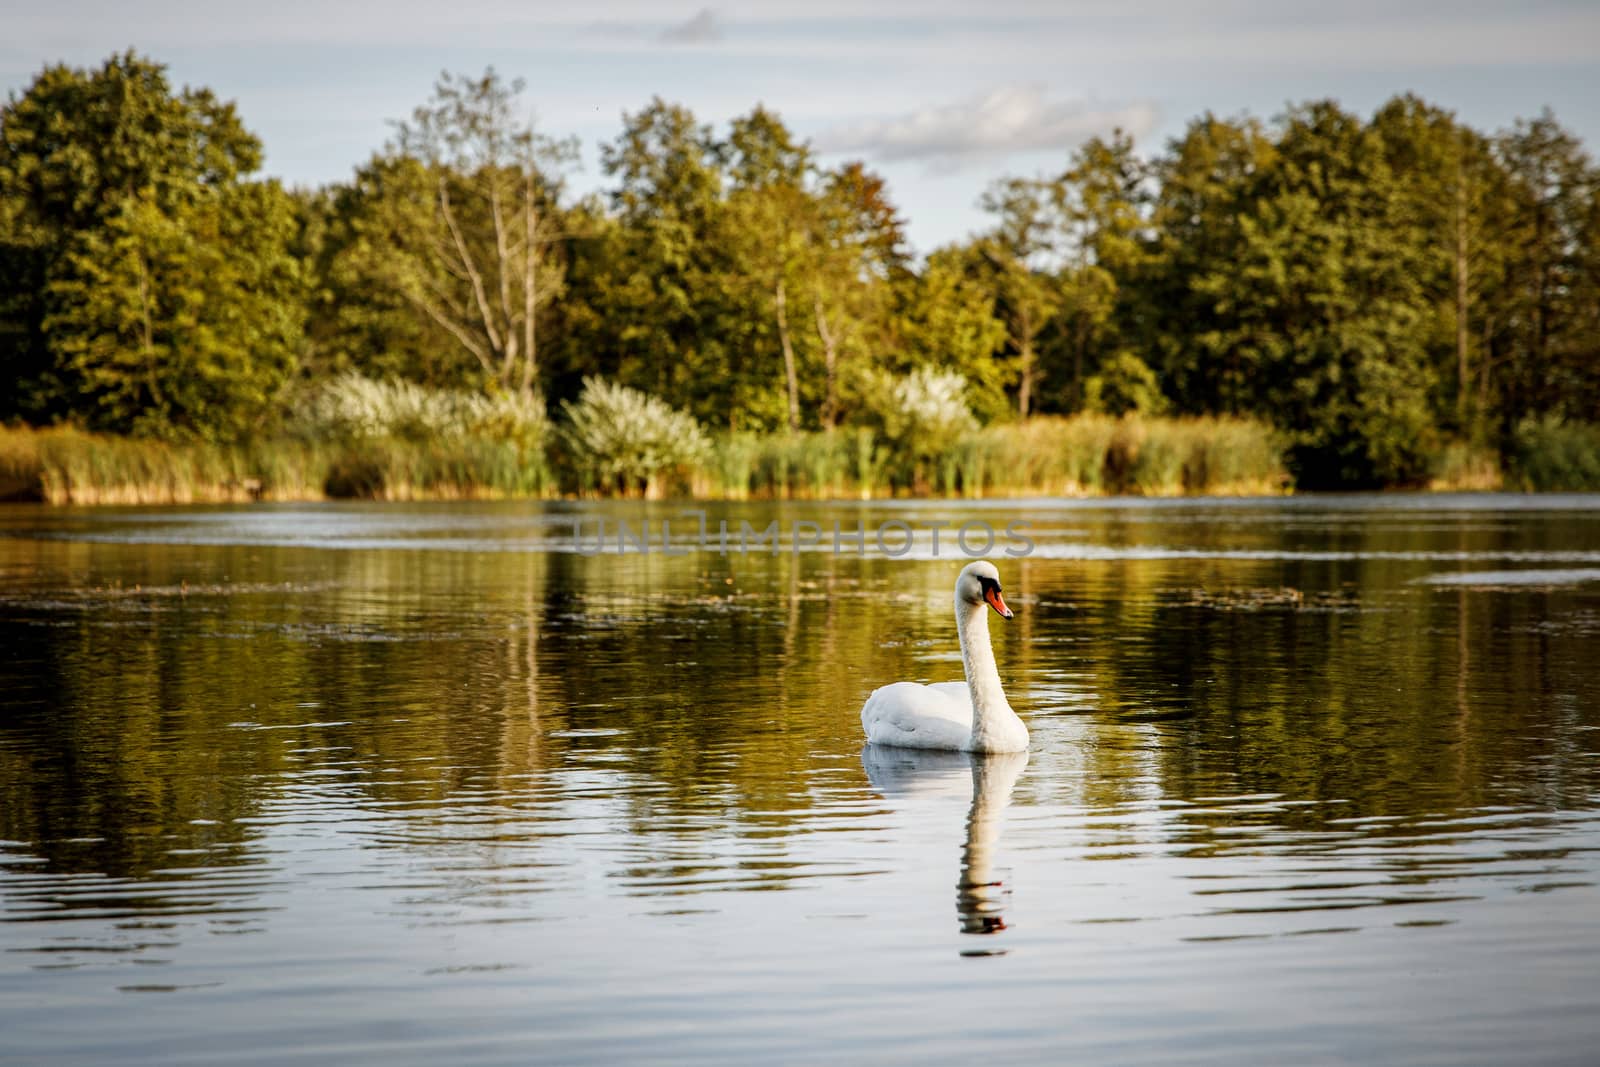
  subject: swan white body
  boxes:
[860,561,1029,753]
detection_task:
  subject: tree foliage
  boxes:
[46,182,301,440]
[0,51,294,436]
[3,51,1599,488]
[338,70,576,398]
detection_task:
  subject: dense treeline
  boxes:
[2,52,1598,494]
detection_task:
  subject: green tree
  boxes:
[1058,131,1152,279]
[1372,95,1516,439]
[325,69,576,399]
[1048,132,1153,412]
[808,162,906,427]
[976,177,1061,417]
[1212,102,1437,486]
[299,166,461,389]
[587,99,743,425]
[891,247,1009,419]
[46,183,301,439]
[1490,113,1598,433]
[1144,114,1278,414]
[721,115,907,432]
[723,106,814,432]
[0,51,266,426]
[1083,351,1168,416]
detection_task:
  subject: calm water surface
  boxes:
[2,496,1599,1065]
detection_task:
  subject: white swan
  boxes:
[860,561,1029,753]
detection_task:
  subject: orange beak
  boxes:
[985,588,1013,619]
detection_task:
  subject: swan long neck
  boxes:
[956,596,1012,747]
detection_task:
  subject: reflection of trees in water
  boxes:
[0,541,563,882]
[3,509,1599,905]
[0,542,887,892]
[1096,585,1600,821]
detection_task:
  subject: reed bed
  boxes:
[0,425,548,505]
[703,429,876,500]
[44,412,1600,504]
[956,415,1290,497]
[1427,440,1504,491]
[1,425,283,504]
[0,372,1291,503]
[696,415,1288,499]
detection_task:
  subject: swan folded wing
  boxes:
[861,681,974,751]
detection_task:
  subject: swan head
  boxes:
[957,560,1013,619]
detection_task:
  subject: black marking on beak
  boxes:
[978,576,1013,619]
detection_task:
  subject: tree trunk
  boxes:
[1073,332,1085,413]
[490,181,517,389]
[136,251,161,408]
[437,177,508,385]
[1454,166,1470,431]
[1479,316,1494,428]
[813,291,838,430]
[1018,337,1034,418]
[776,278,799,433]
[521,172,537,398]
[1531,204,1550,416]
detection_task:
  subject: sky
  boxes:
[6,0,1600,253]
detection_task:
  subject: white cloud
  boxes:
[815,86,1157,168]
[11,2,1595,63]
[658,9,723,44]
[5,0,1595,253]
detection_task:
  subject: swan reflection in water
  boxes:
[862,745,1029,951]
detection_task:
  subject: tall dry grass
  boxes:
[956,415,1289,497]
[0,425,550,504]
[1427,440,1504,491]
[693,415,1288,499]
[3,408,1293,505]
[703,430,871,499]
[18,414,1600,504]
[0,425,295,504]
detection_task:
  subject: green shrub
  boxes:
[560,377,710,496]
[1509,418,1600,491]
[303,373,549,448]
[1083,352,1169,417]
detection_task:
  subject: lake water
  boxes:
[2,496,1599,1065]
